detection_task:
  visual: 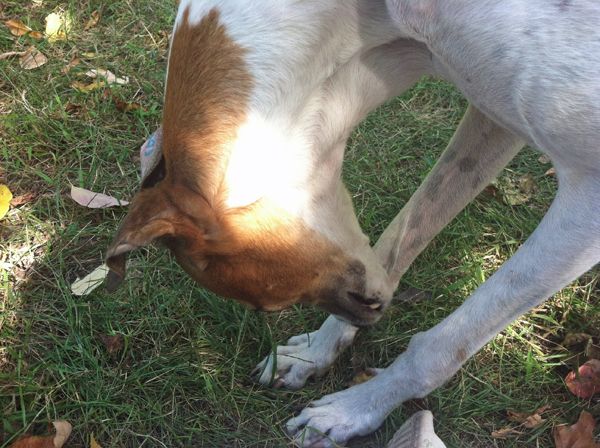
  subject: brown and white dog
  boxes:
[106,0,600,446]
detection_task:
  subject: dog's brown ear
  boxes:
[105,186,213,292]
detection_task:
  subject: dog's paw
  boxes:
[286,380,389,447]
[252,318,358,390]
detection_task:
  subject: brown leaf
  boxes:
[491,426,522,439]
[64,102,83,115]
[565,359,600,399]
[9,421,72,448]
[71,80,106,93]
[90,434,103,448]
[545,167,557,177]
[28,31,44,40]
[19,47,47,70]
[10,192,37,206]
[113,97,142,113]
[99,334,124,355]
[5,19,32,36]
[84,10,101,30]
[85,68,129,85]
[585,340,600,360]
[0,51,26,60]
[553,411,600,448]
[61,56,80,74]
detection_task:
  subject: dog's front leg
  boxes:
[375,104,524,289]
[287,172,600,447]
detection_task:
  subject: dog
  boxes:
[106,0,600,446]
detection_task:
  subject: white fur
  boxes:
[172,1,600,446]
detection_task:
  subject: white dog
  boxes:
[106,0,600,446]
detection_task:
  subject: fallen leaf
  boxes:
[19,47,47,70]
[10,192,37,207]
[491,427,522,439]
[64,102,83,115]
[348,368,379,386]
[28,31,44,40]
[9,420,72,448]
[113,97,142,113]
[553,411,600,448]
[5,19,31,36]
[85,68,129,85]
[498,174,535,206]
[70,186,129,208]
[61,56,80,74]
[565,359,600,399]
[71,80,105,93]
[90,434,103,448]
[545,167,557,177]
[84,10,101,30]
[45,11,72,43]
[0,50,26,60]
[99,334,124,355]
[71,264,109,296]
[507,408,547,429]
[0,184,13,219]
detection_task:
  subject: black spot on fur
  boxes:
[459,157,477,173]
[423,174,443,200]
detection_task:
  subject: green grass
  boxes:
[1,1,598,447]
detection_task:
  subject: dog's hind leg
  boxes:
[287,171,600,447]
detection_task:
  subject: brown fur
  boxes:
[106,7,368,315]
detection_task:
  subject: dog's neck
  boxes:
[165,0,401,217]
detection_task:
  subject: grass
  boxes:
[1,1,598,447]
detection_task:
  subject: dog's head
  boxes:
[105,3,395,326]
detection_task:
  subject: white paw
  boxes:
[252,317,358,390]
[286,381,389,447]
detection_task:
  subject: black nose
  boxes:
[347,291,383,311]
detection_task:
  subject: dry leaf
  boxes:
[545,167,557,177]
[85,68,129,85]
[45,11,72,43]
[90,434,103,448]
[498,174,535,206]
[5,19,31,36]
[71,264,109,296]
[0,184,13,219]
[64,102,83,115]
[0,51,26,60]
[553,411,600,448]
[84,10,101,30]
[348,369,380,386]
[71,80,105,93]
[99,334,124,355]
[28,31,44,40]
[113,97,142,113]
[70,186,129,208]
[19,47,47,70]
[585,340,600,360]
[61,56,80,74]
[506,405,550,431]
[565,359,600,399]
[491,427,522,439]
[9,420,72,448]
[10,192,37,207]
